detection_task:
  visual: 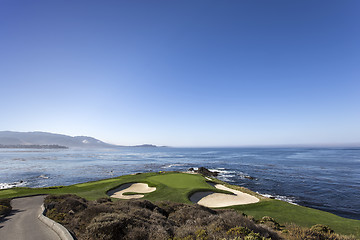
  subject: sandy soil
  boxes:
[108,183,156,199]
[190,183,259,207]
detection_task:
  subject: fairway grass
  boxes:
[0,172,359,237]
[232,200,360,237]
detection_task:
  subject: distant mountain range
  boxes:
[0,131,162,149]
[0,131,118,149]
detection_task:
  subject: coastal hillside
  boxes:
[0,131,115,148]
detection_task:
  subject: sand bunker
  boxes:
[108,183,156,199]
[190,183,259,207]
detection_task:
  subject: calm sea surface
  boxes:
[1,147,359,220]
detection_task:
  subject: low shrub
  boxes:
[0,198,11,207]
[44,194,87,213]
[283,223,357,240]
[244,231,267,240]
[310,224,334,234]
[0,198,12,217]
[0,204,12,216]
[45,195,280,240]
[46,208,67,222]
[195,228,208,240]
[259,216,282,230]
[43,195,359,240]
[85,213,130,240]
[227,226,251,236]
[95,197,112,204]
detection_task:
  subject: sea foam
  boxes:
[0,181,27,189]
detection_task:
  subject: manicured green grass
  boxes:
[0,172,220,202]
[0,172,158,200]
[148,173,210,189]
[0,171,359,237]
[231,200,360,237]
[144,173,226,203]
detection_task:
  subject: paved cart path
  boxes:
[0,195,60,240]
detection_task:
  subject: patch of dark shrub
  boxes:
[44,194,87,213]
[0,198,12,217]
[95,197,112,204]
[259,216,283,230]
[44,195,283,240]
[310,224,334,234]
[0,198,11,207]
[284,223,357,240]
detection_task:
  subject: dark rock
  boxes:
[244,175,255,180]
[196,167,219,177]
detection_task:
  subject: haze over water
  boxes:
[1,147,359,220]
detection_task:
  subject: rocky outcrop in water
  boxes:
[188,167,219,177]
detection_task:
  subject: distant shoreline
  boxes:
[0,144,68,149]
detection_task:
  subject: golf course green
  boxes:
[0,171,359,237]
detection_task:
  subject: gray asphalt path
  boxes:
[0,195,60,240]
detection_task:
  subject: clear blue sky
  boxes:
[1,0,359,147]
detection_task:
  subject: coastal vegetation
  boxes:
[0,172,359,238]
[0,198,12,218]
[44,194,357,240]
[44,194,280,240]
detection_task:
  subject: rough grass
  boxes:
[282,223,358,240]
[231,200,360,237]
[1,172,359,237]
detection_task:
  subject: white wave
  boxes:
[38,175,49,179]
[217,174,236,182]
[209,169,236,174]
[161,163,187,169]
[218,176,231,182]
[237,173,256,180]
[0,181,27,189]
[200,151,220,155]
[257,192,298,205]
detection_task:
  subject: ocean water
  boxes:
[0,147,359,220]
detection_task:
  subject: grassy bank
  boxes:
[0,172,359,237]
[232,200,360,237]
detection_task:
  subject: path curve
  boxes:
[0,195,61,240]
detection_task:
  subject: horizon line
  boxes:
[2,130,359,148]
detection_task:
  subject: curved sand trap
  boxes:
[190,183,259,208]
[108,183,156,199]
